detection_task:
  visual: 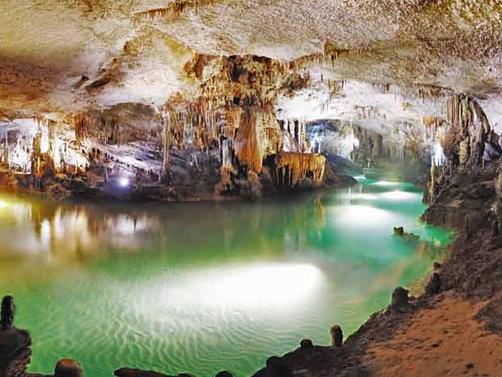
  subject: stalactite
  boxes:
[373,83,390,93]
[426,93,498,203]
[161,111,170,178]
[444,94,492,168]
[133,0,218,21]
[234,108,263,173]
[273,152,326,188]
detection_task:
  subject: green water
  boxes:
[0,178,451,377]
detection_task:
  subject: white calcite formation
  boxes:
[0,1,500,199]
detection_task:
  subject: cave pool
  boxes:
[0,177,451,376]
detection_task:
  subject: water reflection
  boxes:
[0,196,160,258]
[0,192,334,266]
[0,180,451,377]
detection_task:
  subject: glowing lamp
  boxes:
[118,177,130,188]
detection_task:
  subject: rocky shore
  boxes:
[251,166,502,377]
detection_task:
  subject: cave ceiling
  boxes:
[0,0,500,129]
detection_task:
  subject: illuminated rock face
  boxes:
[0,1,500,199]
[0,55,322,199]
[273,152,326,189]
[425,94,501,202]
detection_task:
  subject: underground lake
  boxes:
[0,177,451,376]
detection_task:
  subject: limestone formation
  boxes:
[54,359,83,377]
[393,227,420,242]
[393,227,404,237]
[330,325,343,347]
[0,296,32,377]
[0,1,499,201]
[390,287,410,311]
[273,152,326,189]
[425,273,442,296]
[0,2,501,377]
[299,339,314,349]
[1,296,15,331]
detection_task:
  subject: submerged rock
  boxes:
[393,227,420,242]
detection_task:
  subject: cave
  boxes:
[0,1,501,377]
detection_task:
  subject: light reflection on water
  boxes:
[0,179,451,377]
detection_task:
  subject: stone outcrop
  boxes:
[0,329,32,377]
[0,296,31,377]
[0,296,85,377]
[330,325,344,348]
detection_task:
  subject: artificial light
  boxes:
[119,177,130,188]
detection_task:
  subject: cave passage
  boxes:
[0,177,451,376]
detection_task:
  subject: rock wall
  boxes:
[426,94,501,203]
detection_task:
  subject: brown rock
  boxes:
[425,273,442,295]
[114,368,171,377]
[54,359,83,377]
[391,287,409,310]
[330,325,344,347]
[300,339,314,349]
[1,295,15,331]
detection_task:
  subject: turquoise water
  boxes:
[0,178,451,377]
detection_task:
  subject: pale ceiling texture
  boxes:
[0,0,500,120]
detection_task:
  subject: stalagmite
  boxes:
[425,273,442,295]
[390,287,410,311]
[55,359,84,377]
[0,296,32,377]
[330,325,343,347]
[161,111,171,179]
[444,94,492,168]
[234,108,264,173]
[300,339,314,349]
[1,296,14,331]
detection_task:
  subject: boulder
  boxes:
[390,287,409,310]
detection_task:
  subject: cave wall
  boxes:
[0,55,330,200]
[426,94,501,203]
